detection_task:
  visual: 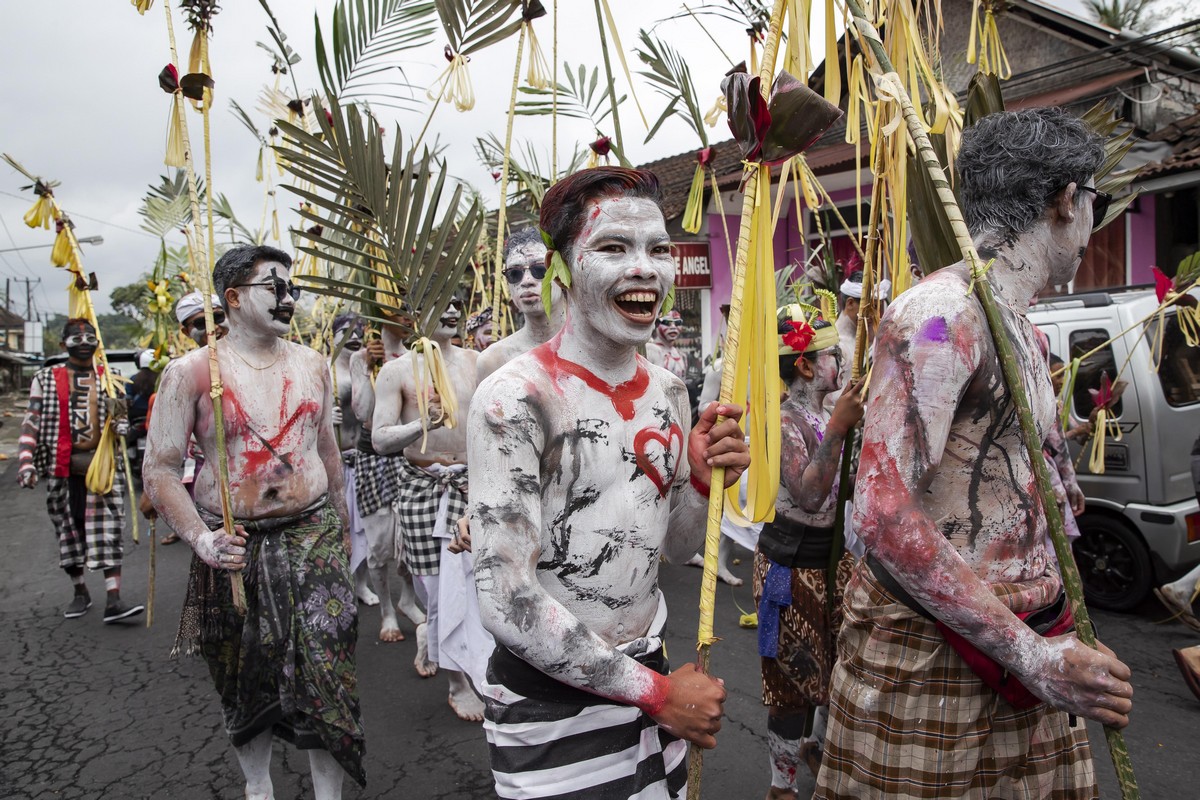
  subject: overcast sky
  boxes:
[0,0,1089,318]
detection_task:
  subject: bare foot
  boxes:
[765,788,797,800]
[449,687,485,722]
[717,568,744,587]
[356,586,380,606]
[379,624,405,643]
[414,622,437,677]
[684,553,704,568]
[1156,586,1200,632]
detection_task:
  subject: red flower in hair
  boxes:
[782,319,815,353]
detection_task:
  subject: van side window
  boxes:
[1068,329,1124,418]
[1149,310,1200,407]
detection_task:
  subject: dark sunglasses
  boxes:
[1078,185,1112,230]
[504,265,548,284]
[190,312,226,331]
[236,278,301,303]
[658,319,684,327]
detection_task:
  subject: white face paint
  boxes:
[567,196,675,350]
[227,261,295,337]
[436,299,463,340]
[656,310,683,343]
[506,240,552,317]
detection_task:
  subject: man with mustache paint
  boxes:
[18,318,144,623]
[143,245,364,798]
[476,226,567,383]
[469,167,750,799]
[348,304,426,645]
[372,296,491,722]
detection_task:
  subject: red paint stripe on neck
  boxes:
[531,334,649,421]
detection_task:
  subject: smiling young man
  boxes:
[475,226,567,383]
[143,245,363,798]
[815,108,1132,799]
[469,167,750,799]
[371,297,490,721]
[18,319,143,623]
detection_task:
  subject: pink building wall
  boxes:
[1128,193,1156,285]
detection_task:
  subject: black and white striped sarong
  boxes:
[482,594,687,799]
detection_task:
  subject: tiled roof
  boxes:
[1139,107,1200,179]
[0,307,24,327]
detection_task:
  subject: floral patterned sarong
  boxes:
[174,499,366,786]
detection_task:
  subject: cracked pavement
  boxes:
[1,463,1196,798]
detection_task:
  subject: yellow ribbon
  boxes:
[412,338,459,454]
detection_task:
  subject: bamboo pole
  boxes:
[687,3,789,797]
[593,0,632,168]
[163,0,246,615]
[842,0,1138,794]
[551,0,559,184]
[147,519,157,627]
[491,24,527,340]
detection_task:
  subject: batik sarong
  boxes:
[814,560,1096,799]
[393,457,467,576]
[482,593,687,799]
[46,469,126,570]
[173,499,366,787]
[753,550,853,709]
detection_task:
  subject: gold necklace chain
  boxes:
[228,345,280,371]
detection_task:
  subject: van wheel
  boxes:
[1072,516,1153,611]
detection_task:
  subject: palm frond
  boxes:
[255,0,303,78]
[139,171,195,239]
[229,99,268,147]
[314,0,437,110]
[275,95,484,338]
[635,29,708,147]
[212,194,264,244]
[474,134,584,212]
[434,0,527,56]
[516,62,625,129]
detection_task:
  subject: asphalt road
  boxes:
[1,466,1198,799]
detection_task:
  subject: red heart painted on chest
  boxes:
[633,423,684,499]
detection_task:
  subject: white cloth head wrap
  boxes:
[839,278,892,301]
[175,292,223,324]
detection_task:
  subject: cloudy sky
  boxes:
[0,0,1089,318]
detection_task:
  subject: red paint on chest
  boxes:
[531,335,650,421]
[634,423,683,498]
[225,378,319,473]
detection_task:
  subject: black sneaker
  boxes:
[63,595,92,619]
[103,600,145,624]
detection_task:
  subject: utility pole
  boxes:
[12,277,40,321]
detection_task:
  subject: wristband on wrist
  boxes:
[690,474,711,497]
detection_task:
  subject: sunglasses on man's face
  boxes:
[504,264,548,284]
[64,333,98,347]
[190,312,227,331]
[236,278,302,303]
[658,319,684,327]
[1078,185,1112,230]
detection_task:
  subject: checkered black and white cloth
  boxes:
[46,470,127,570]
[393,458,467,577]
[353,448,402,518]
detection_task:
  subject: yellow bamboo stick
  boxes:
[688,2,789,797]
[162,0,246,615]
[491,24,528,339]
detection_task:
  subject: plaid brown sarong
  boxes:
[815,560,1097,799]
[753,550,853,709]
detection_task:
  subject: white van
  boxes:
[1029,288,1200,610]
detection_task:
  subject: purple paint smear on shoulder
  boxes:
[920,316,950,343]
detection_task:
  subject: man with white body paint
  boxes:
[815,108,1132,798]
[143,245,364,797]
[475,226,566,383]
[371,297,489,721]
[349,311,425,643]
[329,313,378,606]
[470,167,750,799]
[645,308,688,380]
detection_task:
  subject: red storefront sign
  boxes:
[673,242,711,289]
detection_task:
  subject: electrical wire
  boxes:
[0,190,158,240]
